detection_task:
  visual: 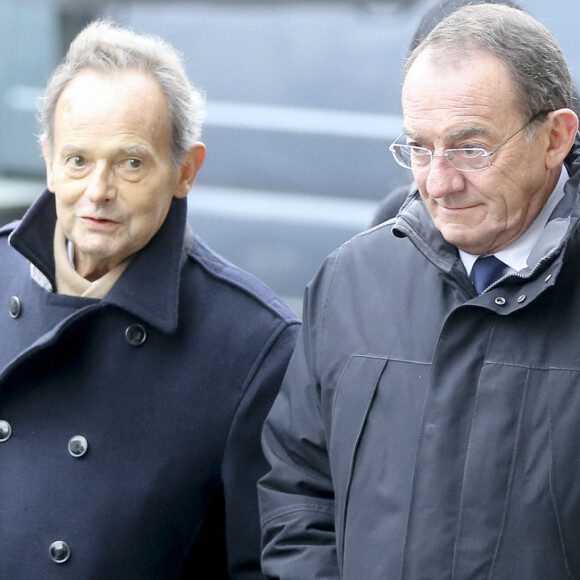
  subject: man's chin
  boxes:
[436,223,493,255]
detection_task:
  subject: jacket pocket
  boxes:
[545,368,580,578]
[478,366,580,579]
[328,354,386,568]
[328,356,430,578]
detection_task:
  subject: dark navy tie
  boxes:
[472,255,506,294]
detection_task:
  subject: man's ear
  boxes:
[545,108,579,170]
[41,140,56,193]
[175,142,207,199]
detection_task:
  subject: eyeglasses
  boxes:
[389,110,550,172]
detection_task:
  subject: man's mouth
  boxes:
[82,216,119,226]
[439,203,480,212]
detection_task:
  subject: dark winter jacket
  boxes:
[0,190,300,579]
[259,137,580,579]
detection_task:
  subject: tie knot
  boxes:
[472,255,506,294]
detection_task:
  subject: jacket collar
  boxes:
[392,190,460,274]
[9,189,190,333]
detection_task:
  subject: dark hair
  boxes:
[404,4,576,121]
[410,0,521,51]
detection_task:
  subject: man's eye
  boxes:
[459,147,487,158]
[122,158,142,170]
[66,155,85,168]
[410,146,431,157]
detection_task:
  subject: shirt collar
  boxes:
[460,166,569,276]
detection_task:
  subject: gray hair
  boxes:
[403,4,575,128]
[39,20,206,167]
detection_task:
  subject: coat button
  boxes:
[68,435,88,458]
[49,540,71,564]
[0,420,12,442]
[125,324,147,346]
[495,297,506,305]
[8,296,21,318]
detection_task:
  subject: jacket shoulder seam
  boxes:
[187,236,300,324]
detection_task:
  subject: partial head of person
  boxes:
[39,20,207,281]
[390,4,579,255]
[409,0,522,52]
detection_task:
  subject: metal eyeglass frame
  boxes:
[389,110,551,172]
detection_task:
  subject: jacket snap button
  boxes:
[0,420,12,442]
[517,295,526,303]
[49,540,71,564]
[68,435,88,458]
[8,296,21,318]
[495,297,506,305]
[125,324,147,346]
[544,274,552,283]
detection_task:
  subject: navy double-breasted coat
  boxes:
[0,190,300,578]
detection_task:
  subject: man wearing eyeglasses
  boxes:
[259,4,580,579]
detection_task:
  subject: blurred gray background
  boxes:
[0,0,577,313]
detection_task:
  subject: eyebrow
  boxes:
[447,125,494,141]
[403,124,494,144]
[118,145,152,158]
[58,144,153,159]
[58,144,86,159]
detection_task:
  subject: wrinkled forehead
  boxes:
[55,70,169,131]
[402,48,522,133]
[404,46,513,90]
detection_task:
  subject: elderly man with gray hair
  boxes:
[0,20,299,578]
[259,4,580,578]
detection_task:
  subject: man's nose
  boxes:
[424,155,465,198]
[85,164,116,202]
